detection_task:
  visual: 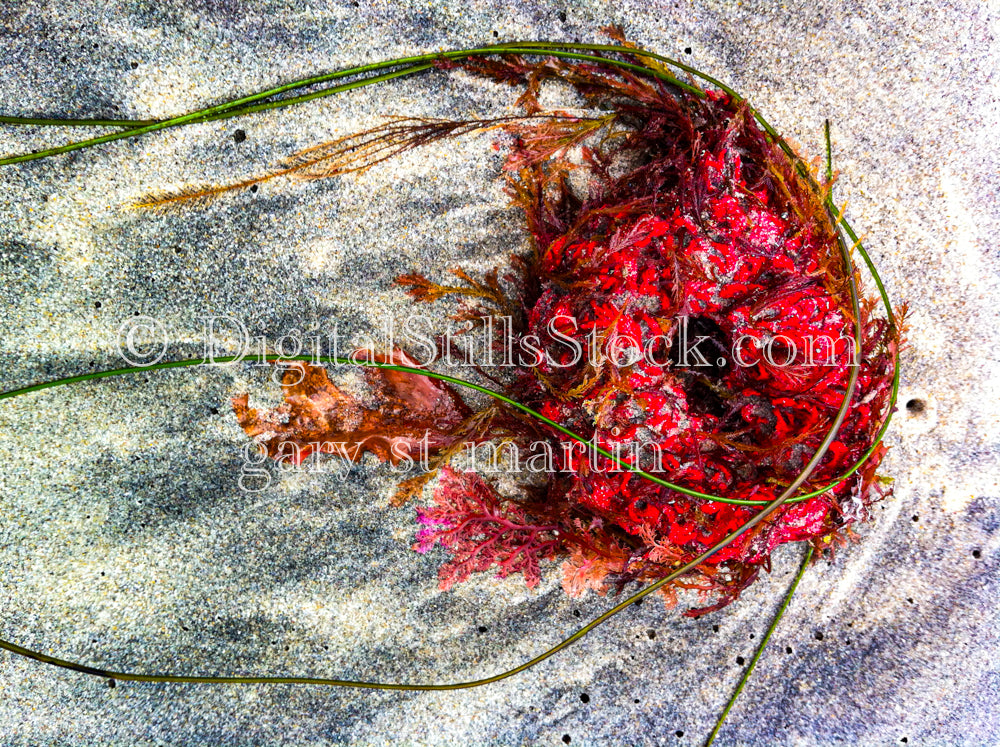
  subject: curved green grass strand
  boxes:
[0,42,880,702]
[704,544,814,747]
[0,46,696,166]
[0,521,815,691]
[703,116,866,746]
[0,352,850,690]
[0,115,154,128]
[0,220,860,692]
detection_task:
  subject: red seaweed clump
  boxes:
[234,46,900,613]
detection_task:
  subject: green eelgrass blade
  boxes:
[704,544,814,747]
[0,115,154,128]
[2,41,896,346]
[825,119,834,183]
[0,46,695,166]
[0,188,862,689]
[0,517,815,691]
[0,61,437,165]
[0,349,851,689]
[0,42,876,693]
[0,218,860,687]
[702,118,874,747]
[0,43,700,134]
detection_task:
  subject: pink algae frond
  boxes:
[414,466,560,590]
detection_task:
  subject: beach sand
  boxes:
[0,1,998,744]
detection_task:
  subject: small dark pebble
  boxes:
[646,629,656,639]
[736,656,745,666]
[562,736,571,744]
[973,549,982,558]
[477,625,487,633]
[233,129,247,143]
[580,693,589,703]
[815,631,824,641]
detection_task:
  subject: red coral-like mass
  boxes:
[235,47,900,614]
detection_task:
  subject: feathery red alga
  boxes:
[235,44,900,614]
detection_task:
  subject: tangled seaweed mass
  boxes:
[233,47,900,615]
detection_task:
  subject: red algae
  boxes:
[235,45,899,614]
